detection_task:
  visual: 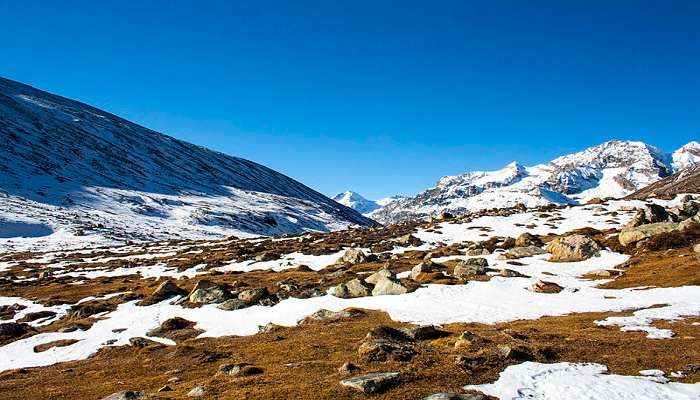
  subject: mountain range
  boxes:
[0,77,373,250]
[341,140,700,223]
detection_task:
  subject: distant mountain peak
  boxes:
[672,141,700,171]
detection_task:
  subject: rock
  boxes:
[68,303,110,318]
[336,248,368,265]
[217,298,248,311]
[158,385,173,392]
[219,363,263,376]
[515,233,543,247]
[643,203,671,223]
[497,344,534,361]
[334,278,373,298]
[619,222,678,246]
[187,386,206,397]
[423,393,486,400]
[128,337,160,348]
[586,197,604,205]
[238,288,268,304]
[394,234,423,246]
[100,391,142,400]
[453,259,488,278]
[338,362,360,374]
[410,262,438,280]
[258,322,283,333]
[38,270,52,280]
[0,322,30,338]
[339,372,400,394]
[440,211,455,220]
[528,280,563,293]
[465,248,490,256]
[694,243,700,254]
[546,234,601,262]
[401,325,449,340]
[188,280,231,304]
[301,308,363,323]
[255,251,278,261]
[499,246,546,259]
[365,269,395,285]
[499,268,528,278]
[371,276,408,296]
[585,269,620,278]
[139,279,186,306]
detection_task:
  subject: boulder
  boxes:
[528,280,563,294]
[187,386,206,397]
[394,234,423,246]
[238,288,268,304]
[453,259,488,277]
[464,248,490,256]
[499,268,528,278]
[365,269,395,285]
[336,248,367,265]
[515,232,543,247]
[334,279,373,298]
[100,391,142,400]
[338,362,360,374]
[498,246,546,259]
[217,299,248,311]
[371,276,408,296]
[0,322,30,338]
[546,234,601,262]
[619,222,678,246]
[255,251,278,262]
[694,243,700,254]
[401,325,450,340]
[643,204,672,223]
[340,372,400,394]
[410,262,438,280]
[358,338,417,362]
[139,280,186,306]
[301,308,363,324]
[219,363,263,376]
[188,280,231,304]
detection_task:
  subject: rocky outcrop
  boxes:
[546,234,601,262]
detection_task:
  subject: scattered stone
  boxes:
[339,372,400,394]
[585,269,620,278]
[339,362,360,374]
[619,222,678,246]
[336,248,368,265]
[217,298,248,311]
[139,280,187,306]
[158,385,173,392]
[497,344,534,361]
[219,363,263,376]
[546,234,601,262]
[334,278,373,298]
[301,308,364,324]
[238,288,268,304]
[255,251,278,262]
[371,276,408,296]
[258,322,283,333]
[410,262,439,280]
[394,234,423,246]
[188,280,231,304]
[187,386,206,397]
[401,325,450,340]
[515,232,543,247]
[68,303,110,319]
[453,259,488,277]
[499,246,546,259]
[465,248,490,256]
[528,280,564,294]
[365,268,395,285]
[100,391,142,400]
[499,268,528,278]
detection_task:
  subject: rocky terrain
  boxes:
[358,140,700,223]
[1,192,699,399]
[0,77,373,252]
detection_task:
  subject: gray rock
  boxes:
[619,222,678,246]
[499,268,528,278]
[499,246,546,259]
[394,234,423,246]
[410,262,438,280]
[139,279,186,306]
[528,280,564,293]
[238,288,268,304]
[188,280,231,304]
[371,276,408,296]
[546,234,601,262]
[339,372,400,394]
[301,308,362,323]
[515,232,543,247]
[334,278,373,298]
[100,391,142,400]
[217,298,248,311]
[336,248,368,265]
[401,325,449,340]
[339,362,360,374]
[453,259,488,278]
[365,268,395,285]
[255,251,278,261]
[694,243,700,254]
[187,386,206,397]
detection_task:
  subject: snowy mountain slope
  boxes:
[672,141,700,171]
[0,77,374,250]
[627,163,700,199]
[332,191,405,216]
[373,140,697,223]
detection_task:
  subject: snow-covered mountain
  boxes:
[0,77,374,250]
[332,191,405,216]
[373,140,698,223]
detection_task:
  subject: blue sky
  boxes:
[1,1,698,199]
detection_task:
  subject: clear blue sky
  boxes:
[1,1,698,199]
